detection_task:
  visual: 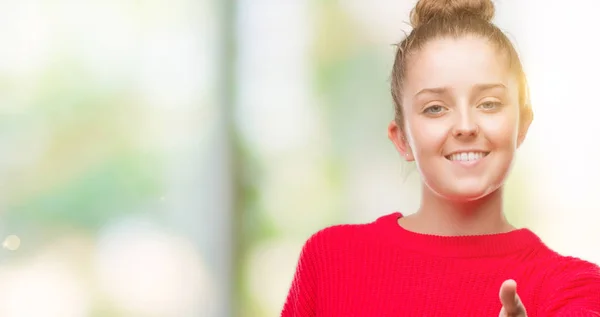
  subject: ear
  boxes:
[388,120,414,161]
[517,108,533,148]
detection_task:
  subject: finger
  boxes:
[499,279,517,310]
[499,279,527,316]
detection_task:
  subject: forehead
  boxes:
[404,36,514,93]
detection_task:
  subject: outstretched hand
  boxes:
[498,279,527,317]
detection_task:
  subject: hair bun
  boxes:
[410,0,495,28]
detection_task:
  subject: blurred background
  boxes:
[1,0,599,316]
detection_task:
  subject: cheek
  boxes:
[406,118,450,155]
[480,112,520,148]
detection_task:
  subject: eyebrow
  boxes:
[414,83,507,98]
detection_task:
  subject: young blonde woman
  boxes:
[281,0,600,316]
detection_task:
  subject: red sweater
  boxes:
[281,212,600,316]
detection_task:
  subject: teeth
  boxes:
[448,152,487,162]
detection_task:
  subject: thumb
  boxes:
[499,279,527,316]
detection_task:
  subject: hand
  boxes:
[498,279,527,317]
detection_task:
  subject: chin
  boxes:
[443,191,493,202]
[430,183,501,202]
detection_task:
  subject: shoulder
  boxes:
[546,254,600,293]
[299,212,399,255]
[546,254,600,284]
[536,250,600,314]
[531,243,600,286]
[538,248,600,279]
[558,255,599,272]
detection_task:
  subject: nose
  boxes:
[452,111,478,140]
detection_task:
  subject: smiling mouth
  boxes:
[445,152,490,162]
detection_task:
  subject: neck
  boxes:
[400,186,515,236]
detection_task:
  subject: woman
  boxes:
[281,0,600,316]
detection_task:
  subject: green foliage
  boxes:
[6,152,163,230]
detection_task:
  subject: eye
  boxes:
[478,101,502,110]
[423,104,447,115]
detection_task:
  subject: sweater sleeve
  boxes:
[539,258,600,316]
[281,232,320,317]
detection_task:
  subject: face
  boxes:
[389,36,530,201]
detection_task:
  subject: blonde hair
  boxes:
[391,0,532,132]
